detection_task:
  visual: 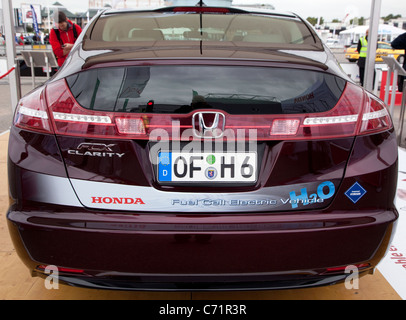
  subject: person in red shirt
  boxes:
[49,11,82,67]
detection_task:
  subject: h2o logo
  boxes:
[287,181,335,209]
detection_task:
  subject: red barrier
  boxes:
[380,70,403,106]
[0,66,15,80]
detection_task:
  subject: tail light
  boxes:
[13,88,53,134]
[299,84,391,138]
[172,7,230,13]
[45,80,119,138]
[359,92,392,134]
[262,83,391,140]
[14,79,392,141]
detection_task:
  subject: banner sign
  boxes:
[21,4,42,24]
[30,5,39,36]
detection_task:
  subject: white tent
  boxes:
[339,24,406,45]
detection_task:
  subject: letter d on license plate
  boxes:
[158,152,257,183]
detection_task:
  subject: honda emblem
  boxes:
[192,112,226,138]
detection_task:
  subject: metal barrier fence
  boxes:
[0,44,53,56]
[20,49,58,87]
[382,56,406,146]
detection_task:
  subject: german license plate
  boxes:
[158,152,257,183]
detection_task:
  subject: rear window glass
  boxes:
[66,66,345,115]
[89,12,315,45]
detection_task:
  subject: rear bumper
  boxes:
[7,204,397,291]
[33,270,371,291]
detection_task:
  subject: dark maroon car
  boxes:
[7,5,398,290]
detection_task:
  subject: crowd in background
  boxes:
[0,31,50,46]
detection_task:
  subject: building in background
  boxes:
[41,2,77,30]
[388,17,406,31]
[339,24,406,45]
[89,0,110,7]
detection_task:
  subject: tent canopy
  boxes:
[339,24,405,45]
[340,24,405,36]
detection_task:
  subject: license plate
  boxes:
[158,152,257,183]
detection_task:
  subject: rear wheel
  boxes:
[397,54,405,65]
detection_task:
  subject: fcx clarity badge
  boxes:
[345,182,367,203]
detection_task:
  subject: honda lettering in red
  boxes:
[91,197,145,205]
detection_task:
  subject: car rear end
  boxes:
[345,45,359,62]
[7,6,398,291]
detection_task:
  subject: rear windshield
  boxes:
[89,12,316,45]
[66,66,345,115]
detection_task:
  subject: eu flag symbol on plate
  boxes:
[158,152,172,182]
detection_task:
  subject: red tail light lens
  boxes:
[173,7,230,13]
[46,80,119,138]
[359,92,392,134]
[298,82,365,139]
[13,88,53,134]
[299,84,392,138]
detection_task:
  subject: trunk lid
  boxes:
[43,63,369,213]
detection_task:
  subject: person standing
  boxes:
[357,29,377,88]
[391,32,406,92]
[357,29,369,87]
[49,11,82,67]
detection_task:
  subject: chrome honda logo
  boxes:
[192,111,226,138]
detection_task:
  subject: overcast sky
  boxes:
[1,0,406,21]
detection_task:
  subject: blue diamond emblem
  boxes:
[345,182,367,204]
